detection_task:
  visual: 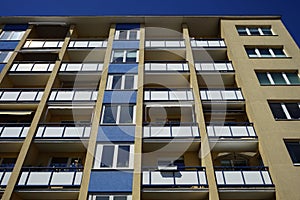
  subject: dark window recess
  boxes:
[285,103,300,119]
[257,73,270,85]
[100,146,114,167]
[103,106,117,123]
[285,141,300,164]
[269,103,287,119]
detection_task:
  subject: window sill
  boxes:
[248,56,292,59]
[239,35,279,37]
[293,163,300,166]
[275,119,300,121]
[260,84,300,86]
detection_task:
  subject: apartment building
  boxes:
[0,16,299,200]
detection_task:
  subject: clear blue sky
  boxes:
[1,0,299,46]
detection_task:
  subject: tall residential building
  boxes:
[0,16,299,200]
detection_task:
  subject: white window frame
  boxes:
[93,144,134,169]
[111,50,139,63]
[0,31,25,40]
[106,74,138,90]
[101,104,136,124]
[89,195,132,200]
[115,30,140,40]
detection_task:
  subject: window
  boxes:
[94,144,134,169]
[111,50,139,63]
[89,195,132,200]
[115,30,139,40]
[0,51,13,63]
[101,104,135,124]
[49,157,83,168]
[257,72,300,85]
[285,141,300,165]
[269,102,300,120]
[246,48,287,58]
[237,26,273,36]
[106,74,137,90]
[0,31,25,40]
[0,158,16,168]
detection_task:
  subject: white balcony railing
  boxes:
[145,40,185,48]
[60,63,103,72]
[0,170,12,186]
[35,124,91,138]
[207,123,256,137]
[10,62,55,72]
[49,90,98,102]
[23,40,64,48]
[144,89,193,101]
[0,124,29,138]
[200,89,244,101]
[0,89,43,102]
[68,40,107,48]
[195,62,233,71]
[145,62,189,71]
[18,167,82,186]
[143,123,200,138]
[190,39,226,48]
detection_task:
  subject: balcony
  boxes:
[68,40,107,49]
[215,166,275,200]
[48,89,98,102]
[22,40,64,50]
[0,123,29,138]
[145,40,185,48]
[10,62,55,72]
[0,89,43,103]
[144,89,193,101]
[0,167,12,187]
[190,39,226,48]
[207,123,258,151]
[145,62,189,72]
[195,61,233,72]
[60,62,103,72]
[142,167,208,200]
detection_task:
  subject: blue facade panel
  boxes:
[112,41,139,49]
[3,24,28,31]
[0,64,6,72]
[97,125,135,142]
[116,24,140,30]
[0,41,19,50]
[88,171,133,193]
[108,64,138,74]
[103,90,137,104]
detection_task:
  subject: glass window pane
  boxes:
[286,142,300,163]
[101,146,114,167]
[271,73,286,85]
[237,27,248,35]
[0,31,12,40]
[113,51,124,63]
[124,75,134,89]
[285,103,300,119]
[112,75,122,89]
[126,51,137,63]
[272,49,286,57]
[261,28,273,35]
[119,105,134,123]
[96,197,109,200]
[129,30,137,40]
[257,73,271,85]
[246,49,257,57]
[114,196,127,200]
[117,145,130,167]
[249,28,260,35]
[102,105,118,123]
[259,49,272,57]
[269,103,287,119]
[119,31,127,40]
[286,73,300,84]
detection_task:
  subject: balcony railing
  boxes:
[215,166,273,187]
[0,89,44,102]
[207,123,257,137]
[144,89,193,101]
[35,123,91,138]
[143,122,200,138]
[10,62,55,72]
[200,89,244,101]
[190,39,226,48]
[195,61,234,71]
[145,62,189,72]
[48,89,98,102]
[0,167,13,186]
[60,63,103,72]
[68,40,107,48]
[145,40,185,48]
[23,40,64,48]
[0,123,29,138]
[17,167,83,187]
[143,166,207,187]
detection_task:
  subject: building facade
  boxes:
[0,16,299,200]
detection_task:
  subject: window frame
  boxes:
[256,71,300,85]
[246,48,287,58]
[106,74,138,90]
[285,141,300,165]
[101,104,136,124]
[269,102,300,120]
[0,51,14,63]
[114,29,140,40]
[237,26,274,36]
[93,144,134,169]
[111,50,139,63]
[0,30,25,40]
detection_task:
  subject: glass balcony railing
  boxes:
[68,40,107,48]
[60,63,103,72]
[0,167,13,186]
[207,123,257,137]
[143,166,207,187]
[145,62,189,72]
[17,167,83,187]
[195,61,233,71]
[23,40,64,49]
[215,166,273,187]
[144,89,193,101]
[48,89,98,102]
[0,89,44,102]
[143,122,200,138]
[190,39,226,48]
[200,89,244,101]
[145,40,185,48]
[10,62,55,72]
[0,123,29,138]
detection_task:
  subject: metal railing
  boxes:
[48,89,98,102]
[142,166,207,187]
[144,88,194,101]
[143,122,200,138]
[10,61,55,72]
[0,123,30,138]
[214,166,274,186]
[18,167,83,186]
[60,63,103,72]
[200,89,244,101]
[190,39,226,48]
[23,40,64,48]
[195,61,234,71]
[144,62,189,71]
[145,40,185,48]
[207,122,257,137]
[0,89,44,102]
[0,167,13,186]
[68,40,107,48]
